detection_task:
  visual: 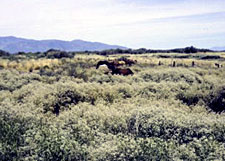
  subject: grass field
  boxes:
[0,52,225,160]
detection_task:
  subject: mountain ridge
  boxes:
[211,46,225,51]
[0,36,127,53]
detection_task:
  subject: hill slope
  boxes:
[0,36,126,53]
[211,46,225,51]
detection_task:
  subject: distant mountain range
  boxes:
[211,46,225,51]
[0,36,127,53]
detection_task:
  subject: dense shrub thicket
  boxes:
[0,53,224,160]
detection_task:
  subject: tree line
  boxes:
[0,46,217,59]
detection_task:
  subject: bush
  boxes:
[0,53,225,160]
[24,123,88,161]
[141,68,202,84]
[207,85,225,113]
[0,69,42,92]
[44,49,75,59]
[127,105,224,144]
[0,109,30,160]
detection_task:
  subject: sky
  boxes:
[1,0,225,49]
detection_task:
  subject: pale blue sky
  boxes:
[1,0,225,49]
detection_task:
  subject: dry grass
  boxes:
[0,58,62,72]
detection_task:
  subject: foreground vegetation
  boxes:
[0,51,225,160]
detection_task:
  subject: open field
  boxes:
[0,52,225,160]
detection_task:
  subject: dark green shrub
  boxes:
[207,85,225,113]
[38,87,86,115]
[179,138,225,160]
[201,55,221,60]
[0,111,29,161]
[137,137,176,160]
[184,46,197,53]
[176,92,201,106]
[176,83,225,113]
[44,49,75,59]
[51,89,85,115]
[0,50,10,57]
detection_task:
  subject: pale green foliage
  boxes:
[0,53,225,160]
